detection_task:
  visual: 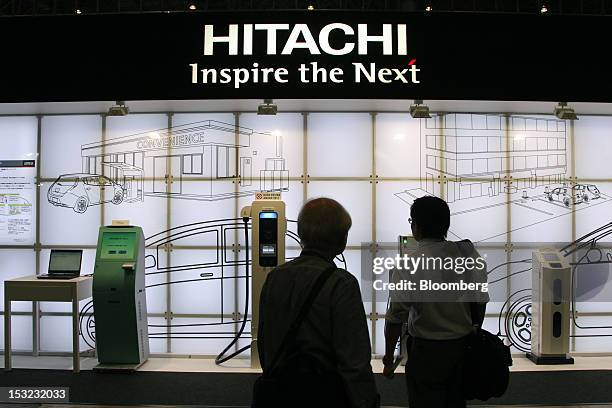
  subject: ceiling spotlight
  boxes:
[75,8,82,14]
[425,4,433,11]
[409,99,431,119]
[188,3,196,9]
[540,3,548,13]
[258,99,278,116]
[108,100,130,116]
[554,102,578,120]
[307,3,314,10]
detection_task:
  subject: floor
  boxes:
[0,404,607,408]
[2,357,612,407]
[5,354,612,373]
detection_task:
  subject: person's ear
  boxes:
[411,222,421,240]
[337,232,348,255]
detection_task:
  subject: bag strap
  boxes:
[469,303,479,328]
[266,265,337,375]
[455,240,481,330]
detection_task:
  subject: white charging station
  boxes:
[241,193,287,369]
[527,248,574,365]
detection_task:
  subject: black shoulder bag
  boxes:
[463,304,512,401]
[252,265,337,408]
[463,303,513,401]
[455,239,513,401]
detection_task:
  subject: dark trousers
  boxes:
[252,371,350,408]
[405,336,467,408]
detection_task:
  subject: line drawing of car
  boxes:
[582,184,601,200]
[545,184,601,207]
[47,173,125,213]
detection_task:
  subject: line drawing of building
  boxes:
[420,113,567,202]
[48,120,289,212]
[391,113,592,242]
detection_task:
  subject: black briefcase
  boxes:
[463,327,513,401]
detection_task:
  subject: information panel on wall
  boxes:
[0,160,35,245]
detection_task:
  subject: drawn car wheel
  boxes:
[112,190,124,205]
[583,194,589,203]
[548,195,553,202]
[563,197,571,207]
[73,196,89,213]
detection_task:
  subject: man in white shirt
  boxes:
[383,196,488,408]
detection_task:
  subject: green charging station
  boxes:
[93,225,149,370]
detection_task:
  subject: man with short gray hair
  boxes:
[257,197,379,408]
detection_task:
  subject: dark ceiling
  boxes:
[1,0,612,16]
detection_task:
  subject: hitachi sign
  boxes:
[204,23,408,56]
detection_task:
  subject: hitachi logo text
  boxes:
[203,23,408,56]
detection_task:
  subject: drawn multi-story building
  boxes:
[421,113,567,202]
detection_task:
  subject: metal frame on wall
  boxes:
[1,107,611,359]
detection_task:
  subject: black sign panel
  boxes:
[0,11,610,102]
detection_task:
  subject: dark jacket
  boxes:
[258,249,379,408]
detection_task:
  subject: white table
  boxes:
[4,275,93,372]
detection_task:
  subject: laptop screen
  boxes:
[49,250,82,274]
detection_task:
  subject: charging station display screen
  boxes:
[259,211,278,266]
[261,244,277,255]
[260,212,278,220]
[100,232,136,260]
[261,245,276,256]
